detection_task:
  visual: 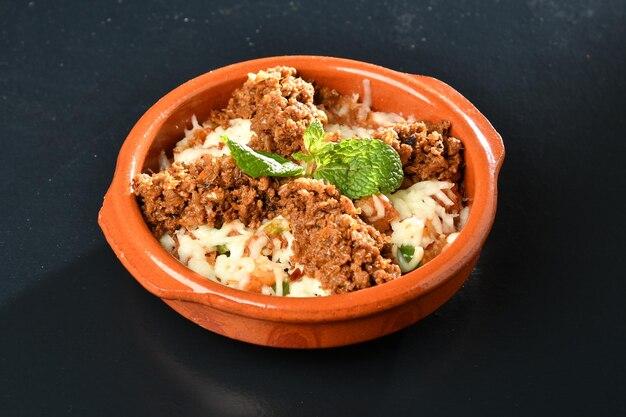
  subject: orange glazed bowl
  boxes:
[98,56,504,348]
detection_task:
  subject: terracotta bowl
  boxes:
[99,56,504,348]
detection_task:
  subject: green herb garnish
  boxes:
[271,280,290,296]
[221,136,304,177]
[312,138,404,199]
[397,244,421,273]
[216,244,230,256]
[262,218,289,236]
[294,121,403,199]
[223,121,404,199]
[398,245,415,264]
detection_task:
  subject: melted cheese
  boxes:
[390,217,426,272]
[288,276,331,297]
[388,181,455,222]
[214,255,255,287]
[167,217,325,297]
[369,111,406,127]
[326,123,374,138]
[362,79,372,108]
[387,180,462,272]
[173,118,253,164]
[159,233,176,253]
[202,118,253,149]
[174,147,214,164]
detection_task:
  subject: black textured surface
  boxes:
[1,1,625,416]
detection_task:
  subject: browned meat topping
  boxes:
[132,155,280,237]
[134,162,402,294]
[211,66,327,158]
[373,122,463,187]
[315,86,374,127]
[277,178,401,293]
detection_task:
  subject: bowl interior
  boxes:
[105,56,502,324]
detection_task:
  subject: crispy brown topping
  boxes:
[373,122,463,187]
[211,66,327,158]
[132,155,280,237]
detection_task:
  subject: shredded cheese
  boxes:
[165,217,328,297]
[289,276,330,297]
[173,118,253,164]
[387,180,464,271]
[326,123,375,138]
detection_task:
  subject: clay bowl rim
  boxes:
[99,55,504,324]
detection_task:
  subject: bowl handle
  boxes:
[405,74,505,173]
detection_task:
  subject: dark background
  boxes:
[1,0,625,415]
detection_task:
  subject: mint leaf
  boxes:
[292,151,314,162]
[302,120,328,154]
[254,150,292,163]
[222,122,403,201]
[294,121,328,175]
[313,138,403,199]
[222,136,304,178]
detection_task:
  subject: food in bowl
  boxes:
[99,56,504,348]
[132,66,468,297]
